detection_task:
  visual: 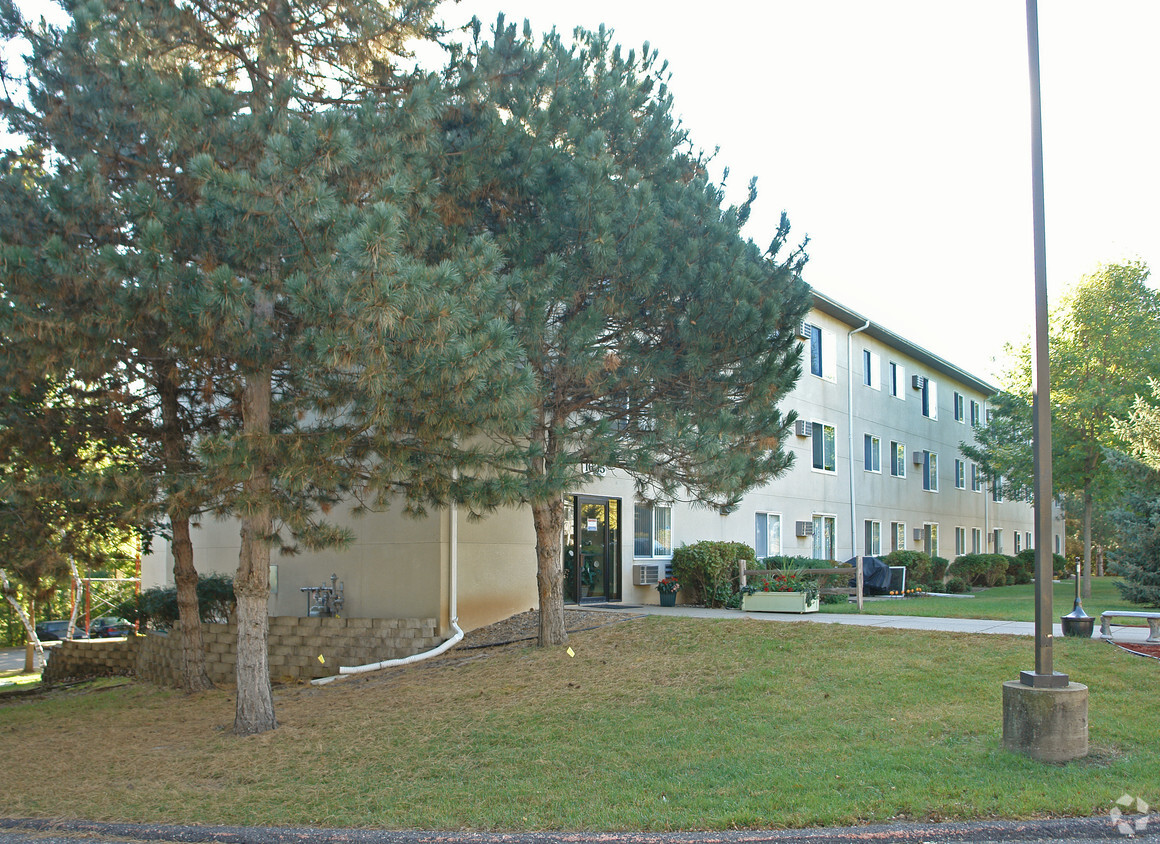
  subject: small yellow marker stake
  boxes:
[318,654,325,664]
[566,647,575,658]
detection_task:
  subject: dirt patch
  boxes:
[458,607,643,649]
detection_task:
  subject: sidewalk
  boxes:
[571,602,1155,643]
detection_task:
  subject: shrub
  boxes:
[114,573,236,631]
[945,576,969,594]
[1012,548,1068,581]
[881,550,932,586]
[671,541,755,608]
[931,556,949,583]
[821,593,848,605]
[949,554,1009,587]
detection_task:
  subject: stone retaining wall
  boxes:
[43,616,441,686]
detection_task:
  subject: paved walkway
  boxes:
[572,602,1155,643]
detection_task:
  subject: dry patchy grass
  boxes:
[1,617,1156,831]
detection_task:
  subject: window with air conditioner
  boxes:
[922,451,938,492]
[890,441,906,478]
[805,323,837,382]
[890,362,905,399]
[634,503,672,559]
[920,377,938,419]
[812,421,837,473]
[754,512,782,559]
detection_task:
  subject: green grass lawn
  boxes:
[0,616,1156,831]
[822,577,1143,621]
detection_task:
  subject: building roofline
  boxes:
[810,289,998,396]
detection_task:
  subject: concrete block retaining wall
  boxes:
[43,616,441,687]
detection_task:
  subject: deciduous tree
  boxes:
[962,261,1160,597]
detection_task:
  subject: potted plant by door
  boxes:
[741,569,820,613]
[656,577,680,607]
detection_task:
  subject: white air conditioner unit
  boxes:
[913,451,925,465]
[796,322,811,339]
[912,374,926,390]
[795,520,814,537]
[633,564,660,586]
[794,419,813,437]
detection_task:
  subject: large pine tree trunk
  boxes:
[159,373,212,691]
[1082,486,1093,600]
[233,359,276,735]
[172,513,214,692]
[532,499,568,647]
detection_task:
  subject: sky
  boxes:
[437,0,1160,382]
[6,1,1158,383]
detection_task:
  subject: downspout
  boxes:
[312,502,465,685]
[847,319,871,611]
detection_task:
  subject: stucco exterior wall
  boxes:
[140,293,1058,630]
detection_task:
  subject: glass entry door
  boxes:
[564,496,621,603]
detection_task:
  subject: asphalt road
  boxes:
[1,817,1157,844]
[0,647,30,673]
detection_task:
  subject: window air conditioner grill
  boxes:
[633,564,660,586]
[912,375,927,390]
[796,322,811,340]
[913,528,925,542]
[795,521,815,537]
[794,419,813,437]
[913,451,925,465]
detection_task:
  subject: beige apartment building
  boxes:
[142,291,1061,637]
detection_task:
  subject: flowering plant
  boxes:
[745,570,819,604]
[656,577,681,594]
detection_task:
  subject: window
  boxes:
[954,459,966,489]
[891,522,906,552]
[972,527,982,554]
[754,512,782,559]
[924,523,939,558]
[633,503,672,558]
[1055,534,1061,554]
[955,527,966,556]
[1014,532,1022,554]
[807,324,837,381]
[863,349,881,390]
[923,451,938,492]
[864,520,882,556]
[890,362,905,399]
[920,377,938,419]
[970,400,982,427]
[992,475,1003,502]
[890,441,906,478]
[812,422,837,472]
[813,515,836,560]
[993,529,1003,554]
[953,391,965,422]
[864,434,881,473]
[970,462,983,492]
[1025,531,1032,551]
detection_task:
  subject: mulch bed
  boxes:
[1109,640,1160,660]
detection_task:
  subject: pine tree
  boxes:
[1110,382,1160,605]
[1,0,530,733]
[450,20,811,645]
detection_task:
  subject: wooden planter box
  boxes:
[742,591,819,614]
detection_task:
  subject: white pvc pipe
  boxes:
[311,499,464,685]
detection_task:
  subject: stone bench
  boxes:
[1099,611,1160,643]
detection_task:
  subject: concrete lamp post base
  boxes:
[1002,679,1089,763]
